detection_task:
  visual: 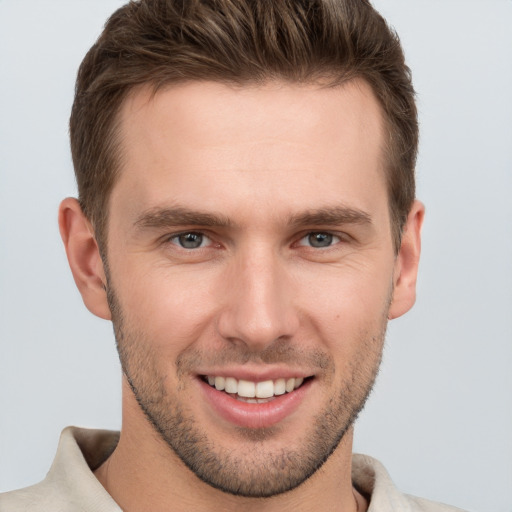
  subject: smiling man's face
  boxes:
[89,79,419,497]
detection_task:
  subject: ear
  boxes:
[388,200,425,320]
[58,198,112,320]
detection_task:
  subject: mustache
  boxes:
[176,342,334,374]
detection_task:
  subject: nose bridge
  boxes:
[217,244,298,350]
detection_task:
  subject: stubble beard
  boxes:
[107,284,387,498]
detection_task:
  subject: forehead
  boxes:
[112,79,387,225]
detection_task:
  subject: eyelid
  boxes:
[295,231,345,248]
[159,229,350,250]
[164,230,215,249]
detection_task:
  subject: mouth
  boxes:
[201,375,310,403]
[199,373,314,429]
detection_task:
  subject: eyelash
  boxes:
[167,231,214,250]
[165,230,345,250]
[297,232,342,249]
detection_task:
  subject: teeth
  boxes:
[256,380,274,398]
[214,376,226,391]
[274,378,286,395]
[225,377,238,394]
[237,379,256,398]
[237,397,273,404]
[294,377,304,389]
[207,376,306,398]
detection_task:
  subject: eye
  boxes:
[169,232,211,249]
[299,232,341,248]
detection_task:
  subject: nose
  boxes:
[216,249,300,352]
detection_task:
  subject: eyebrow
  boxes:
[289,206,372,228]
[133,204,372,232]
[134,206,233,230]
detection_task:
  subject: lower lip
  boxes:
[199,378,312,429]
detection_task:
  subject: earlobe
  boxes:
[388,200,425,320]
[58,198,112,320]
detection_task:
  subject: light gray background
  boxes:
[1,1,511,510]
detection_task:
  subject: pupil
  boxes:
[309,232,332,247]
[179,233,202,248]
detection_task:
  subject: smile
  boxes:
[199,373,313,428]
[203,376,306,402]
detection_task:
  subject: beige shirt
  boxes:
[0,427,468,511]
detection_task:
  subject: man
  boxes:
[0,0,467,510]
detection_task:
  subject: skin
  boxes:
[59,79,424,512]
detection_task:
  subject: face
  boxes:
[103,80,400,497]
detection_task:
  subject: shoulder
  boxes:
[0,427,121,512]
[403,494,469,512]
[0,482,70,512]
[352,454,469,512]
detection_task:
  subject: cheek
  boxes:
[293,263,391,367]
[113,261,221,351]
[294,262,393,325]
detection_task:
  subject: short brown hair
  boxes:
[70,0,417,253]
